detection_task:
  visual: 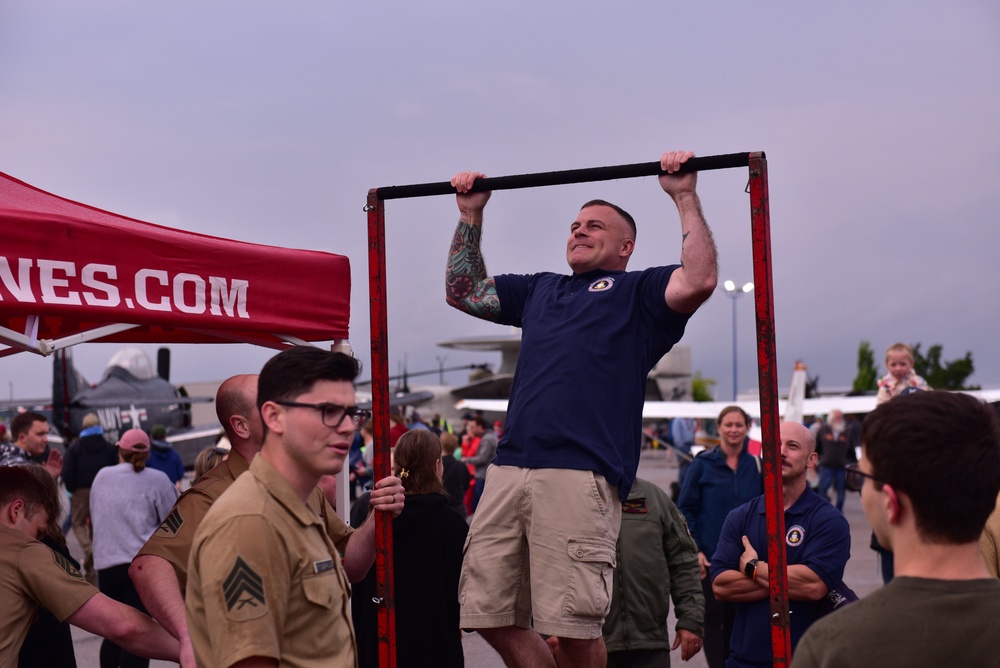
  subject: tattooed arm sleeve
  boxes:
[445,220,502,321]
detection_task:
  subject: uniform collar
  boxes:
[224,447,251,478]
[249,456,323,528]
[626,479,648,501]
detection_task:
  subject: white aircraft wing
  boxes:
[455,397,860,420]
[457,389,1000,419]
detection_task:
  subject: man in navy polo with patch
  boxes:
[710,422,851,668]
[445,150,718,667]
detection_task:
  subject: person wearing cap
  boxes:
[61,412,118,582]
[90,428,178,667]
[146,424,185,491]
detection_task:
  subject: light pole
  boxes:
[723,280,754,401]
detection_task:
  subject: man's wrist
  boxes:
[744,558,759,580]
[458,211,483,226]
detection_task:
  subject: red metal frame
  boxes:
[748,153,791,665]
[366,190,397,667]
[366,153,787,667]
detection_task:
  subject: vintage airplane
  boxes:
[1,346,222,466]
[355,359,500,422]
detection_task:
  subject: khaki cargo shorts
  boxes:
[458,465,621,639]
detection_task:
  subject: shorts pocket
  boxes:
[563,538,616,619]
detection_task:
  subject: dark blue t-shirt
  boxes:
[493,266,689,500]
[709,487,851,667]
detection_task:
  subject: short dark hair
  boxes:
[0,465,60,528]
[393,430,444,496]
[581,199,636,240]
[473,416,488,430]
[21,464,66,547]
[862,391,1000,544]
[10,412,47,440]
[258,347,361,412]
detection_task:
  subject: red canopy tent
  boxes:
[0,171,351,356]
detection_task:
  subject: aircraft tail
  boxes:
[52,349,85,438]
[157,347,171,381]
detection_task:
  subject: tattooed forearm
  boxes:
[446,221,502,321]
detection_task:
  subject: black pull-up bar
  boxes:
[373,151,756,200]
[365,149,790,668]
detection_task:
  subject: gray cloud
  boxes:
[1,0,998,402]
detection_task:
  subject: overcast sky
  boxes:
[2,1,998,402]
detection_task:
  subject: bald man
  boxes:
[130,374,264,667]
[710,422,851,668]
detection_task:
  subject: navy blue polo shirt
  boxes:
[493,266,689,500]
[709,487,850,667]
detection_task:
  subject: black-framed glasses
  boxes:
[274,401,371,430]
[846,463,886,491]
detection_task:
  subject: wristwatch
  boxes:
[744,558,759,578]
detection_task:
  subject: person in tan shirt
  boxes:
[186,347,405,668]
[0,465,178,665]
[131,374,262,667]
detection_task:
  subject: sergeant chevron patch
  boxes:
[158,508,184,535]
[224,556,267,618]
[52,550,83,579]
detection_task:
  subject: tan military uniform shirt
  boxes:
[137,448,350,590]
[186,456,356,668]
[135,448,252,589]
[0,525,98,664]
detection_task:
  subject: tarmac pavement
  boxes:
[67,448,883,667]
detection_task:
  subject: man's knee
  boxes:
[478,626,525,647]
[555,636,606,666]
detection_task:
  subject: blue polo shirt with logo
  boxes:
[492,266,689,501]
[709,487,851,667]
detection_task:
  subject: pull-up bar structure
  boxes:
[366,151,789,667]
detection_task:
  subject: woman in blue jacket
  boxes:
[677,406,762,668]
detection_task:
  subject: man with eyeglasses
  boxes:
[710,422,851,668]
[792,391,1000,667]
[186,347,405,668]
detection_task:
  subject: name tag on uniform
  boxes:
[313,559,334,574]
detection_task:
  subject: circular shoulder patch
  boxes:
[786,525,805,546]
[588,277,615,292]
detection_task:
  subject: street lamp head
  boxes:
[723,280,753,295]
[722,280,753,401]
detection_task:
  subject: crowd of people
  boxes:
[2,148,999,668]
